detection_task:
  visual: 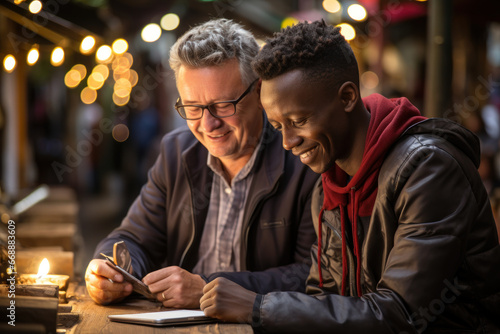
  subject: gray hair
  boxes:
[169,19,259,86]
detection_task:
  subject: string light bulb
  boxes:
[112,39,128,55]
[96,45,113,63]
[29,0,42,14]
[3,55,16,73]
[50,46,65,66]
[80,35,96,54]
[27,46,39,65]
[141,23,162,42]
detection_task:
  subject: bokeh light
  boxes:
[336,23,356,41]
[112,124,130,142]
[50,47,65,66]
[361,71,379,90]
[80,35,96,54]
[323,0,341,13]
[112,92,131,106]
[347,4,367,21]
[29,0,42,14]
[96,45,113,63]
[112,38,128,55]
[3,55,16,73]
[87,72,105,90]
[281,17,299,29]
[160,13,180,31]
[81,87,97,104]
[27,47,39,65]
[72,64,87,80]
[64,69,82,88]
[141,23,162,42]
[93,64,110,80]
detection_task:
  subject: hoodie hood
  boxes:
[317,93,427,296]
[403,117,481,168]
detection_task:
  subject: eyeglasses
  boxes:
[175,79,258,120]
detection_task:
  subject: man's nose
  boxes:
[199,108,222,132]
[282,128,302,151]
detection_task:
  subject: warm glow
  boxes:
[96,45,113,63]
[50,47,65,66]
[80,35,96,54]
[29,0,42,14]
[81,87,97,104]
[3,55,16,72]
[129,69,138,87]
[114,78,132,98]
[72,64,87,80]
[112,124,130,142]
[64,69,82,88]
[281,17,299,29]
[323,0,341,13]
[160,13,180,31]
[112,38,128,55]
[336,23,356,41]
[37,258,50,278]
[87,72,105,90]
[112,55,132,73]
[347,4,367,21]
[113,92,130,106]
[4,55,16,73]
[141,23,162,43]
[93,64,109,80]
[27,47,39,65]
[361,71,379,90]
[113,69,130,81]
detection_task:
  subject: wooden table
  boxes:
[64,284,253,334]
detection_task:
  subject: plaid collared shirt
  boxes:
[192,139,262,276]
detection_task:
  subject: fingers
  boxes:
[86,259,124,282]
[85,259,133,305]
[144,266,205,309]
[143,266,177,285]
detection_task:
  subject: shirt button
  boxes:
[225,188,232,195]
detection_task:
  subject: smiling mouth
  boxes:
[299,146,317,160]
[207,132,229,139]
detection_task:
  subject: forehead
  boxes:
[176,61,244,102]
[261,70,325,118]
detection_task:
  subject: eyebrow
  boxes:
[181,92,241,105]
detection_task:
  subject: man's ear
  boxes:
[338,81,359,113]
[255,79,263,110]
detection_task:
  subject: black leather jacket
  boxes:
[95,119,319,293]
[253,119,500,333]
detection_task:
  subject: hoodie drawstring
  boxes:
[351,188,362,297]
[340,204,348,296]
[318,209,324,288]
[318,197,362,296]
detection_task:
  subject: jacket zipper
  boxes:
[241,175,282,270]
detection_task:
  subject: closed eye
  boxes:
[292,118,307,127]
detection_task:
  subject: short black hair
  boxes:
[252,20,359,86]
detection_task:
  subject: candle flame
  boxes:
[37,258,50,279]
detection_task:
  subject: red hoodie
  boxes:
[317,93,427,296]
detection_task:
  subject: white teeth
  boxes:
[300,147,315,159]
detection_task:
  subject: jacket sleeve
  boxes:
[93,137,170,279]
[253,144,485,333]
[204,187,315,293]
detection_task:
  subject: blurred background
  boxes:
[1,0,500,282]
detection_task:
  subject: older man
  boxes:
[85,19,318,308]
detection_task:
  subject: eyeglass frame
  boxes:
[175,79,259,120]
